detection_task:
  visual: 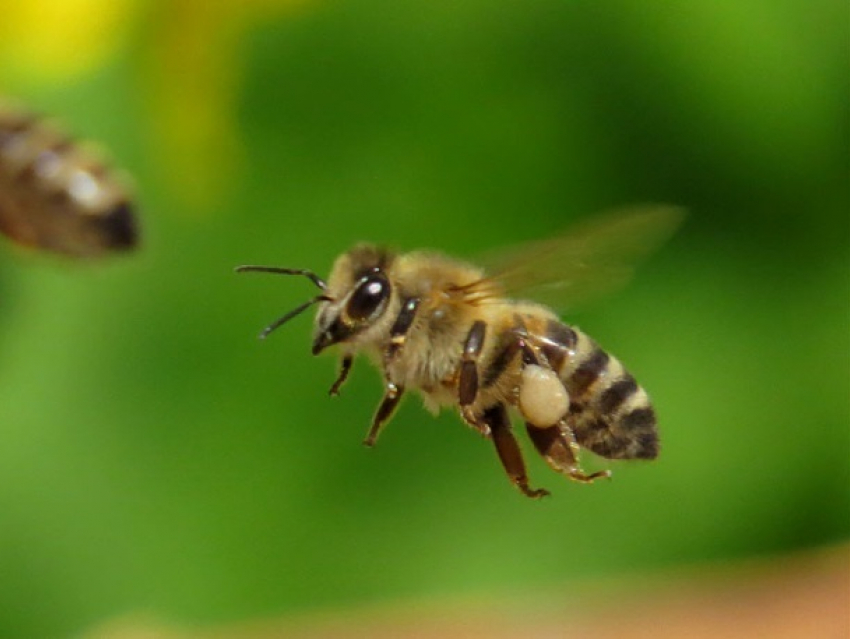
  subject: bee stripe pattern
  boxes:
[599,375,639,413]
[538,323,659,460]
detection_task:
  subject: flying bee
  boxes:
[0,99,138,258]
[237,206,684,498]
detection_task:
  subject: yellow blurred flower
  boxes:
[0,0,312,209]
[143,0,312,208]
[0,0,140,83]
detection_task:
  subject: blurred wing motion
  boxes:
[0,99,139,258]
[458,205,685,312]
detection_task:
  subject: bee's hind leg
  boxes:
[517,343,610,484]
[525,421,611,484]
[481,404,549,499]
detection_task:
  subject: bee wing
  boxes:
[458,205,685,312]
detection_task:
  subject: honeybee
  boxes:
[238,207,684,498]
[0,100,138,257]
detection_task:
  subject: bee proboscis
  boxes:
[0,99,138,258]
[237,206,684,498]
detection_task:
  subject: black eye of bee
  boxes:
[347,273,390,322]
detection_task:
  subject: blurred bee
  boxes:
[0,100,138,258]
[237,207,684,498]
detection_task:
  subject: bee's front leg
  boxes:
[361,298,419,447]
[328,354,354,396]
[382,297,420,370]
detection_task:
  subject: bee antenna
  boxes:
[257,295,332,340]
[235,265,328,291]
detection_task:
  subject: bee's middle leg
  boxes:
[364,383,405,447]
[458,320,491,436]
[482,404,549,499]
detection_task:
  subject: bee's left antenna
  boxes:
[256,295,332,340]
[235,265,328,291]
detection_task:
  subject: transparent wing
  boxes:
[457,205,685,312]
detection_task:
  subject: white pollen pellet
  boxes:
[519,364,570,427]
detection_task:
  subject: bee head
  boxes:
[235,244,395,354]
[312,245,395,354]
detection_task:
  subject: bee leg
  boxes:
[482,404,549,498]
[518,334,610,483]
[459,320,490,436]
[362,299,417,445]
[526,421,612,483]
[328,354,354,396]
[363,382,405,447]
[382,298,420,368]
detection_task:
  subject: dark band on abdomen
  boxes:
[537,320,577,371]
[570,347,610,396]
[598,374,638,413]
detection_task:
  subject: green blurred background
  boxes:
[0,0,847,637]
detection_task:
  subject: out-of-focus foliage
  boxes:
[0,1,847,637]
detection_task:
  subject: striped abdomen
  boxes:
[536,320,659,460]
[0,102,137,257]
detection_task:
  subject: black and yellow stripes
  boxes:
[542,322,659,461]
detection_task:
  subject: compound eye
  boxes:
[347,274,389,322]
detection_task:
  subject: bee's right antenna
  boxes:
[234,265,328,291]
